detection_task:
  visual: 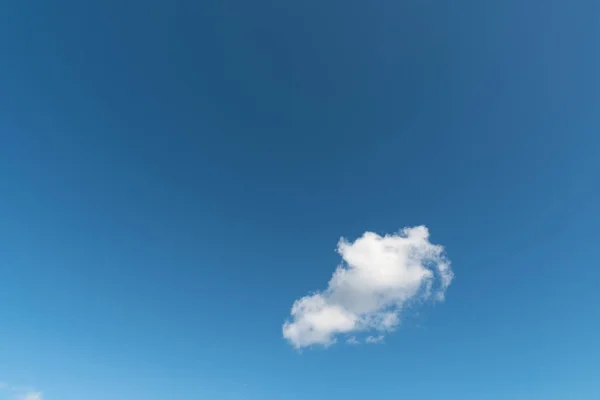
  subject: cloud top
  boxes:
[282,226,453,348]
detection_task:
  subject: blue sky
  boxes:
[1,0,599,399]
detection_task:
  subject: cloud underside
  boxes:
[283,226,453,348]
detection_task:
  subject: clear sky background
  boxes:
[1,1,599,399]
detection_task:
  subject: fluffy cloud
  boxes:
[0,383,42,400]
[346,336,360,345]
[21,393,42,400]
[282,226,453,349]
[365,335,385,344]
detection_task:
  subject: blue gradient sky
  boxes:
[1,1,599,399]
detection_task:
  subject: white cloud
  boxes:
[21,393,42,400]
[365,335,385,344]
[282,226,453,349]
[346,336,360,345]
[0,383,42,400]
